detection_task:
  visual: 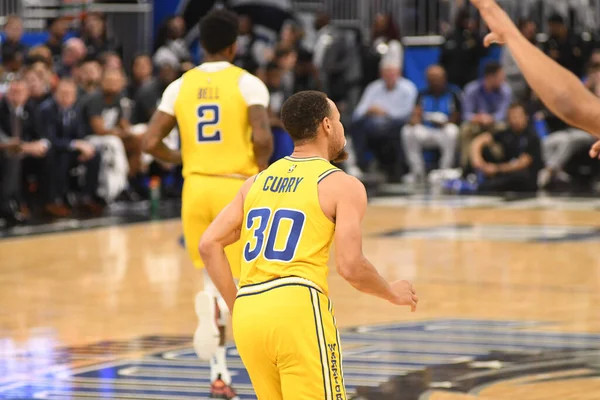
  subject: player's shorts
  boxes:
[233,276,347,400]
[181,174,245,277]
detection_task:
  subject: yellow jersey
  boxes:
[173,64,258,178]
[239,156,341,295]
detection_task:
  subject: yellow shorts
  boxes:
[181,174,244,277]
[233,277,347,400]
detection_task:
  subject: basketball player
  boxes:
[469,0,600,156]
[198,91,418,399]
[143,9,273,399]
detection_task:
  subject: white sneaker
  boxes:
[193,291,220,361]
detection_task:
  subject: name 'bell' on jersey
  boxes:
[174,65,258,178]
[240,156,341,295]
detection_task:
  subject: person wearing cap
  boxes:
[351,48,417,181]
[542,13,587,78]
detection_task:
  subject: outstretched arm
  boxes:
[472,0,600,136]
[332,174,418,311]
[198,177,254,312]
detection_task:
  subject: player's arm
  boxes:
[142,78,182,165]
[331,174,418,311]
[240,73,273,171]
[198,177,254,312]
[472,0,600,136]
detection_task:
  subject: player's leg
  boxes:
[233,291,283,400]
[181,177,221,362]
[279,287,347,400]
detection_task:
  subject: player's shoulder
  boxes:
[319,169,366,197]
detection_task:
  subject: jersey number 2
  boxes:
[197,104,221,142]
[244,208,306,263]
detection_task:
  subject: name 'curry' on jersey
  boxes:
[174,64,258,178]
[240,156,340,295]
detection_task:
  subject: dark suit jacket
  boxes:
[37,98,86,151]
[0,98,38,144]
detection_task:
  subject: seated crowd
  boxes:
[1,9,599,226]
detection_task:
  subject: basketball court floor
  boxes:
[2,192,600,399]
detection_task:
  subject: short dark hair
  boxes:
[483,61,502,77]
[548,13,565,24]
[508,102,525,112]
[266,61,280,72]
[281,91,331,143]
[199,9,239,55]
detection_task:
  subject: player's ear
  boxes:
[322,117,332,135]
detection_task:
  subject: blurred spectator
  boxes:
[0,47,24,95]
[293,49,320,93]
[81,68,141,202]
[363,12,402,87]
[351,55,418,181]
[537,57,599,189]
[278,20,304,52]
[234,14,273,71]
[440,8,486,88]
[27,45,53,70]
[38,78,103,215]
[312,11,352,102]
[502,19,537,102]
[45,17,69,65]
[1,16,27,62]
[542,13,587,77]
[80,12,121,60]
[131,61,179,125]
[76,58,102,99]
[127,54,153,100]
[274,48,297,99]
[98,51,123,70]
[24,67,52,109]
[402,65,461,182]
[0,80,53,222]
[469,103,542,193]
[460,62,512,168]
[56,38,87,78]
[264,62,293,163]
[153,16,193,73]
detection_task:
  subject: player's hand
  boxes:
[470,0,513,47]
[589,140,600,159]
[389,280,418,312]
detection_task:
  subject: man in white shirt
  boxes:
[351,55,418,181]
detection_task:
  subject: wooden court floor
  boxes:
[2,202,600,399]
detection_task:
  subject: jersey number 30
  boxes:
[244,208,306,262]
[197,104,221,142]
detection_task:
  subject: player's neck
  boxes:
[290,144,329,161]
[203,55,231,63]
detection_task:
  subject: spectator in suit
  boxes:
[440,8,486,89]
[38,78,103,214]
[402,65,461,182]
[24,67,52,110]
[1,16,27,62]
[351,53,418,181]
[0,47,24,96]
[45,17,70,65]
[0,79,56,223]
[470,103,542,193]
[234,14,272,71]
[274,48,297,100]
[459,62,512,168]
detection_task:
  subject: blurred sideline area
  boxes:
[2,0,600,227]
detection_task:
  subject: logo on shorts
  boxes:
[288,164,297,173]
[328,343,344,399]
